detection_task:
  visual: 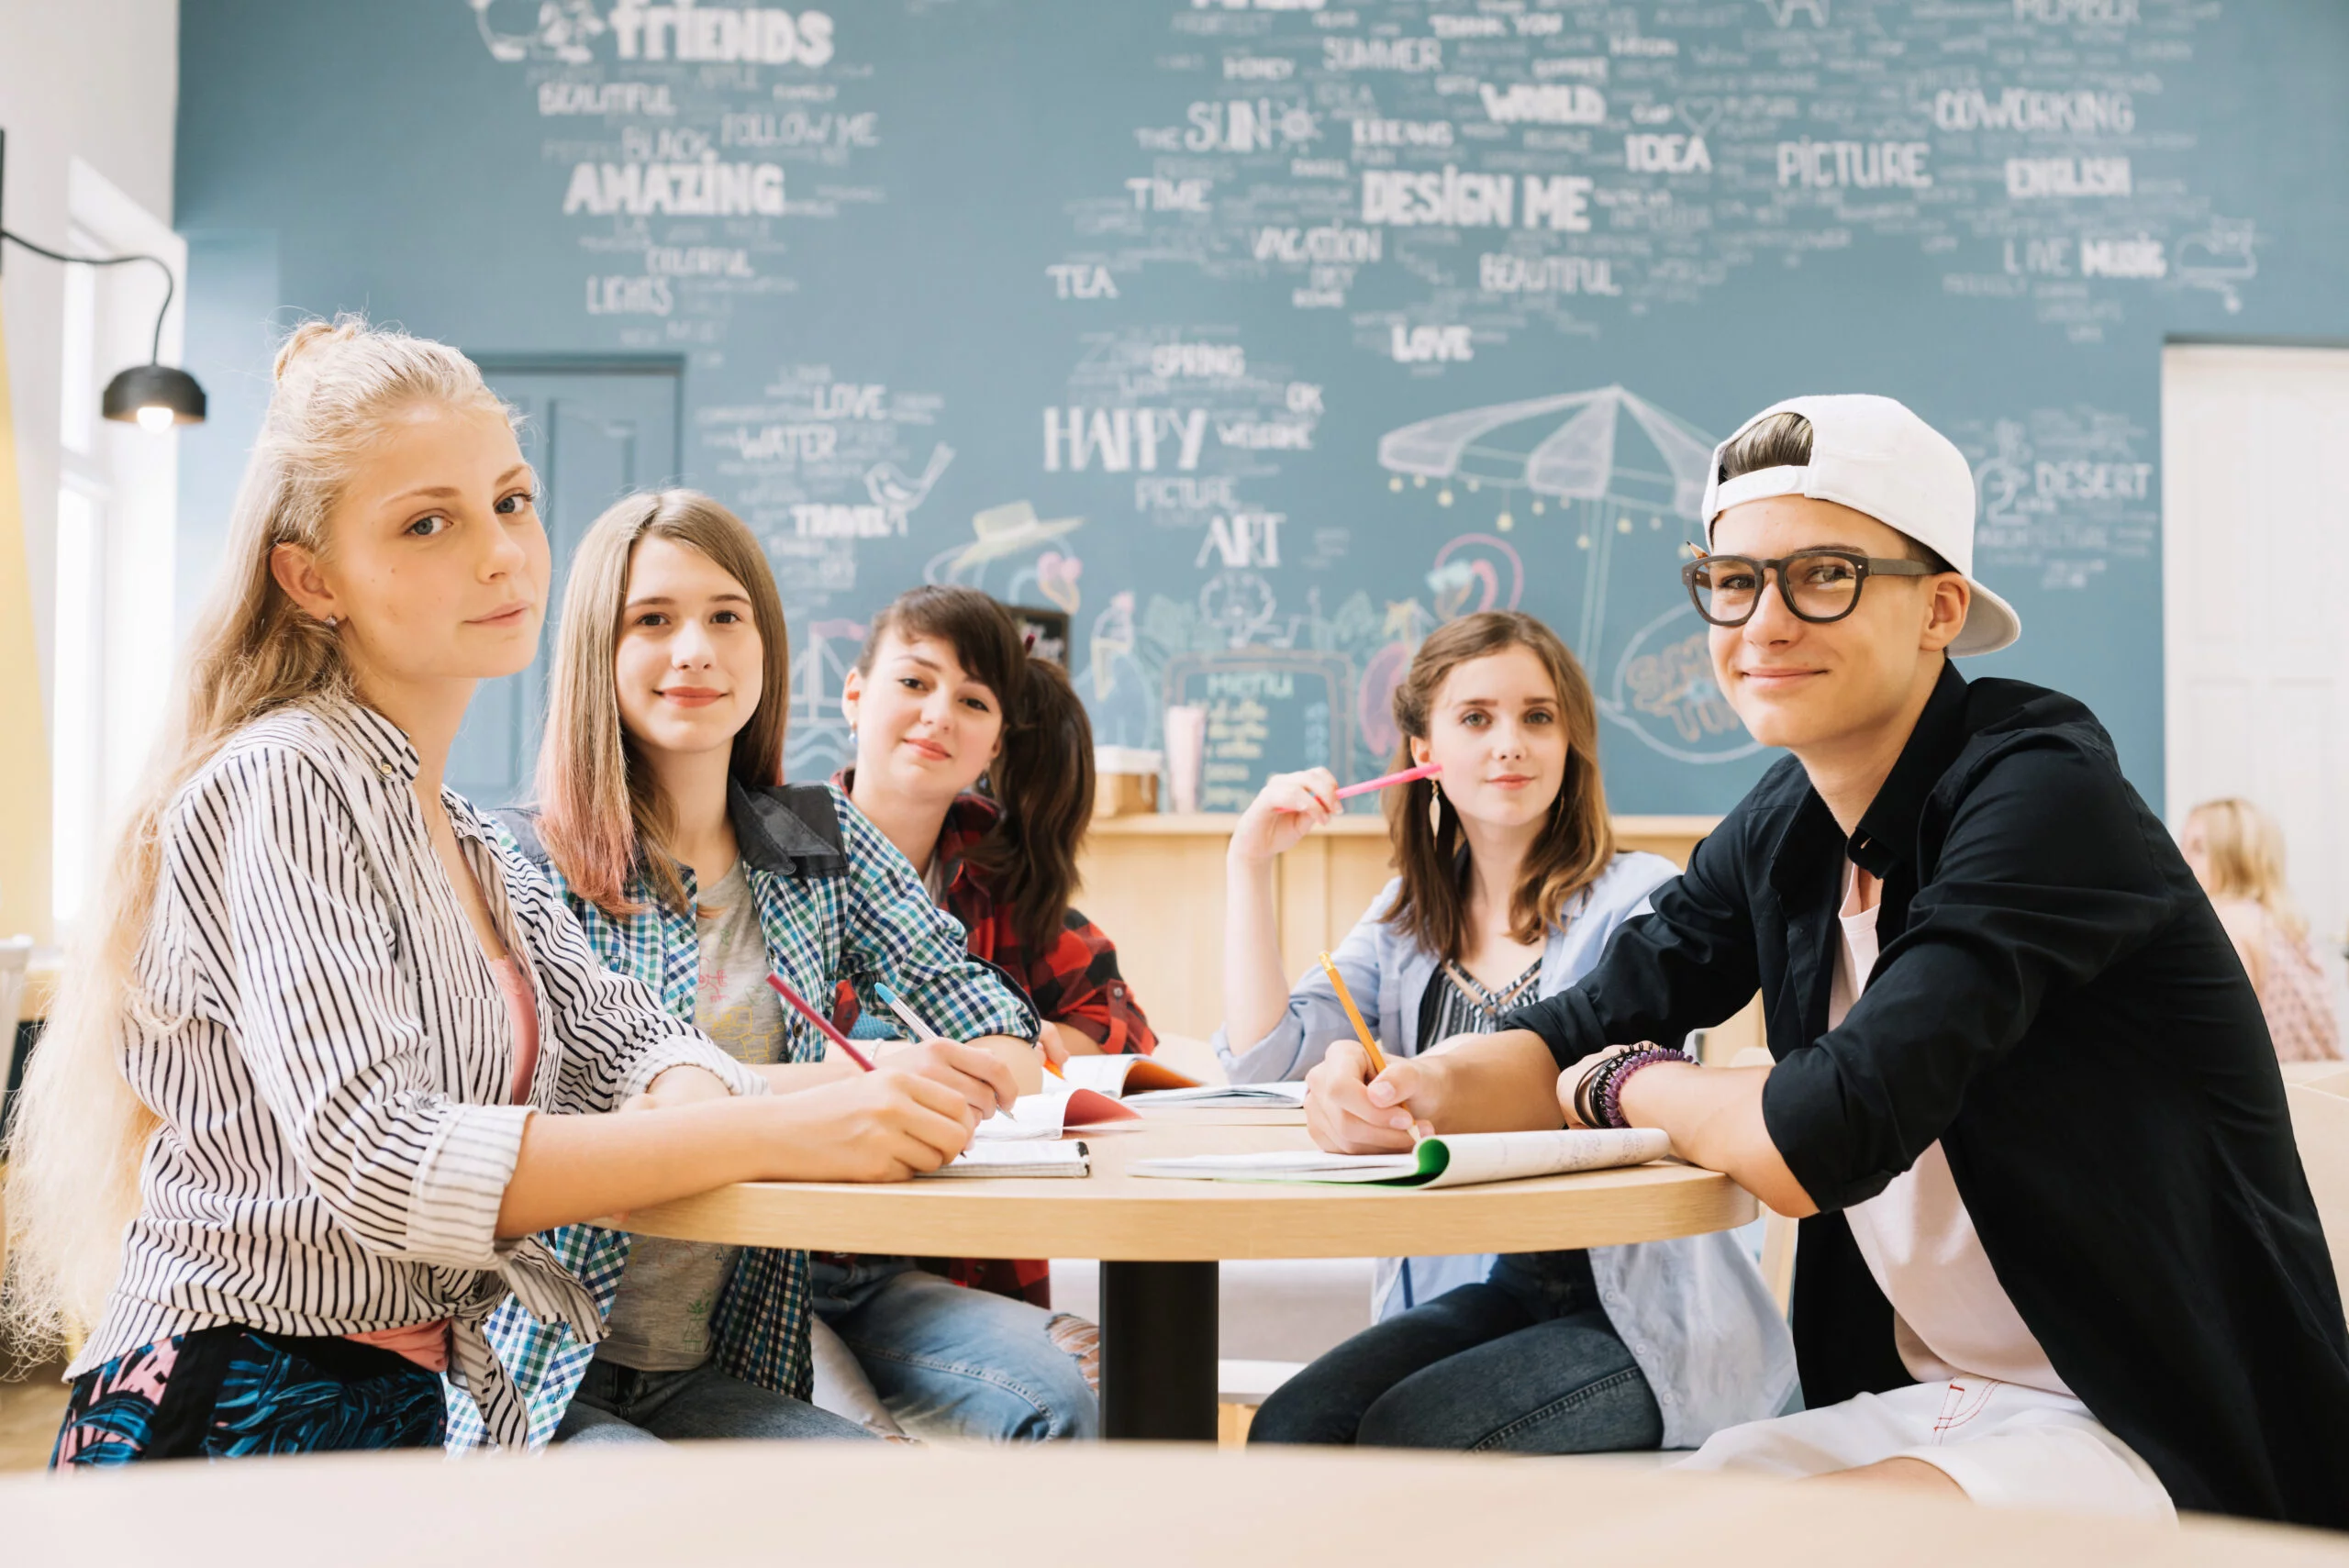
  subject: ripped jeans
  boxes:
[807,1255,1099,1441]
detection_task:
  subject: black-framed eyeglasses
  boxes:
[1681,548,1936,628]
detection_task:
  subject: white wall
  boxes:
[0,0,182,722]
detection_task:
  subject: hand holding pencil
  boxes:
[1230,762,1442,867]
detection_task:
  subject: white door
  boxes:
[2162,343,2349,1005]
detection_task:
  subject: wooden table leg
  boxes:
[1099,1260,1219,1440]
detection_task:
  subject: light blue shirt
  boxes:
[1213,851,1799,1449]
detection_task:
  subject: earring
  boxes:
[322,615,340,630]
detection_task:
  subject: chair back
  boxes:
[2285,1065,2349,1327]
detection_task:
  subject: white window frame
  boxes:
[47,161,184,931]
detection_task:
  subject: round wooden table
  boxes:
[618,1116,1756,1440]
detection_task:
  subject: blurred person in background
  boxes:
[2181,797,2342,1063]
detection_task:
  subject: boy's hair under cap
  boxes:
[1699,394,2021,656]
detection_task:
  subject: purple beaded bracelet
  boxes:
[1598,1046,1697,1129]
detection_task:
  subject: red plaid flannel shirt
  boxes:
[832,777,1156,1307]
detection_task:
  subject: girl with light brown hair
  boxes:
[470,492,1100,1449]
[1216,609,1792,1454]
[2180,797,2341,1062]
[4,319,990,1464]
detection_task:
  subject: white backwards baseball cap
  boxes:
[1698,394,2021,657]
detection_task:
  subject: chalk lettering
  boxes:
[1186,99,1317,152]
[1251,223,1382,262]
[1522,174,1595,231]
[1047,263,1119,299]
[1352,117,1455,149]
[1323,37,1441,70]
[1043,408,1210,473]
[1933,88,2133,134]
[1153,343,1248,378]
[1215,420,1314,450]
[733,423,837,461]
[1626,133,1712,173]
[609,6,836,66]
[1776,139,1933,189]
[1391,324,1474,362]
[540,81,675,116]
[1126,176,1213,211]
[1362,166,1515,227]
[1478,252,1619,294]
[586,275,674,315]
[2014,0,2139,23]
[791,503,899,538]
[2005,156,2132,197]
[562,160,786,217]
[1136,475,1241,511]
[1480,83,1607,125]
[720,109,878,149]
[1196,512,1286,567]
[1223,54,1295,80]
[2080,233,2166,278]
[646,245,755,276]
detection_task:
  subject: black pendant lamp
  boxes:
[0,128,206,430]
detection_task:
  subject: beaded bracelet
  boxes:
[1599,1046,1698,1129]
[1574,1049,1633,1129]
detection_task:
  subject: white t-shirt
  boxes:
[1830,863,2070,1396]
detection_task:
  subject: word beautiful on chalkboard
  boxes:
[1163,651,1353,813]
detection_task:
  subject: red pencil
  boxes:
[1333,762,1442,802]
[766,973,877,1072]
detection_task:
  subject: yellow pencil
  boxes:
[1318,951,1391,1076]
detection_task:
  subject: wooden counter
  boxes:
[1074,812,1763,1062]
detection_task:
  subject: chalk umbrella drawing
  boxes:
[1376,384,1757,764]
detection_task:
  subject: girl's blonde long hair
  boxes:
[2,316,508,1351]
[2187,797,2307,943]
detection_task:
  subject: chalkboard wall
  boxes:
[174,0,2349,813]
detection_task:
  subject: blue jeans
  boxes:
[1249,1251,1664,1453]
[557,1360,874,1444]
[809,1255,1099,1441]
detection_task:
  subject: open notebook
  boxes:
[1053,1055,1207,1096]
[1130,1128,1670,1189]
[918,1140,1093,1179]
[973,1088,1140,1140]
[1124,1081,1308,1109]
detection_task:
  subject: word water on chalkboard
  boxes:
[1163,651,1353,813]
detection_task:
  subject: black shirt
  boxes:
[1503,662,2349,1526]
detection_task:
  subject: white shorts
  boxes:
[1674,1377,2175,1525]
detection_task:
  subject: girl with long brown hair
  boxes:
[4,320,985,1464]
[475,495,1099,1448]
[1216,609,1791,1454]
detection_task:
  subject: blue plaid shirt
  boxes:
[446,781,1037,1451]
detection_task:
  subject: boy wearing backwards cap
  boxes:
[1301,395,2349,1526]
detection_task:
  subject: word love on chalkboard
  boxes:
[1163,651,1354,814]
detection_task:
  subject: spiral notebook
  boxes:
[1129,1129,1669,1189]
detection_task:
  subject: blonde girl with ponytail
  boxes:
[4,318,994,1463]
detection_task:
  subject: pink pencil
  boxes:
[1333,762,1442,801]
[766,973,877,1072]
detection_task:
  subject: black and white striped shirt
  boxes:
[69,696,767,1445]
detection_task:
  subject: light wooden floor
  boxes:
[0,1362,67,1472]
